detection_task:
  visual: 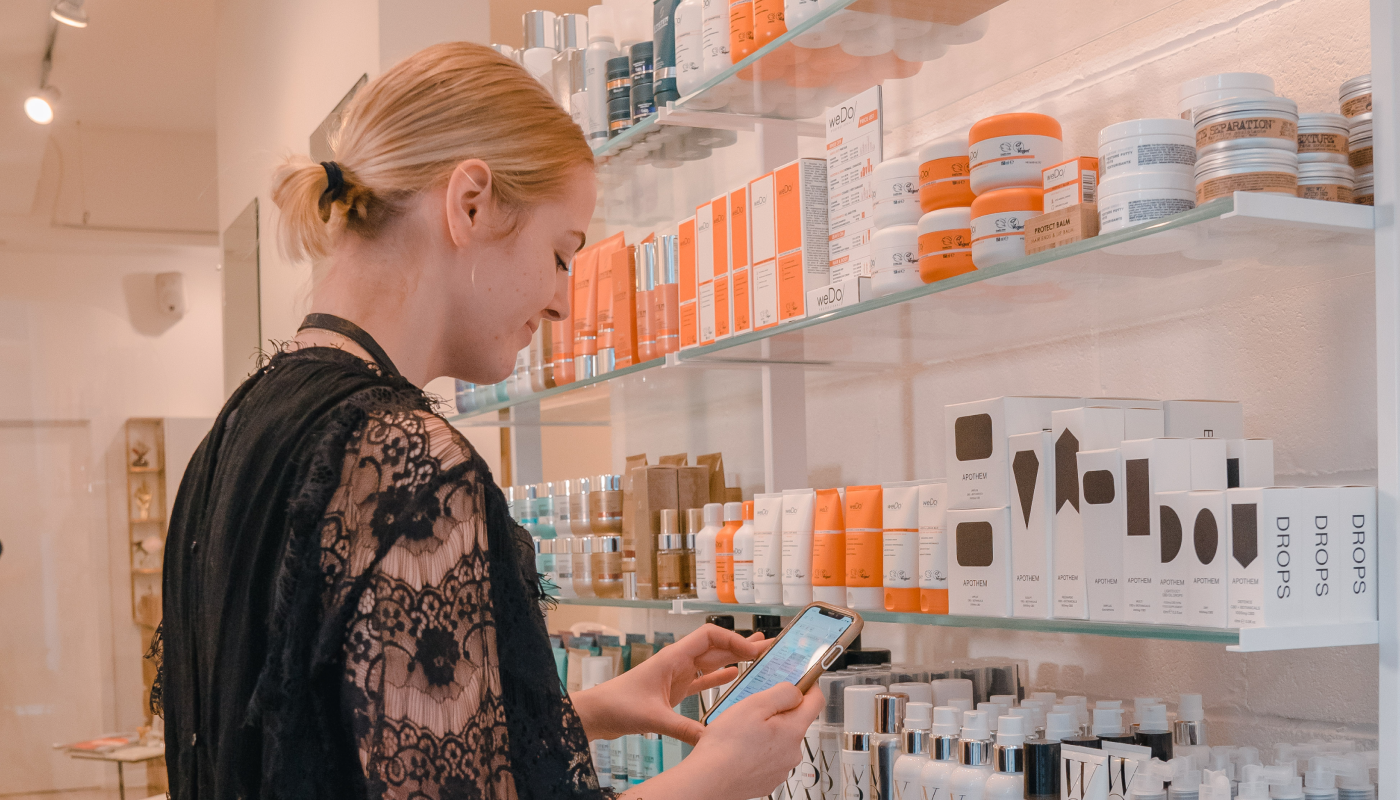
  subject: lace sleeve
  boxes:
[322,409,514,799]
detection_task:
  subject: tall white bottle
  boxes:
[699,0,730,79]
[584,6,619,144]
[918,706,963,799]
[841,687,883,800]
[521,10,560,83]
[948,711,994,800]
[734,503,756,603]
[695,502,723,601]
[893,702,933,800]
[982,716,1027,800]
[673,0,705,96]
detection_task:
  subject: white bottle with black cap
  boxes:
[982,715,1027,800]
[842,686,884,800]
[521,10,560,83]
[1174,693,1211,765]
[948,710,994,800]
[917,706,963,799]
[893,702,932,800]
[873,692,908,799]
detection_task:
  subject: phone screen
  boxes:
[707,605,853,722]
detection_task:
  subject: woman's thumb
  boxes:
[740,682,805,718]
[653,709,707,745]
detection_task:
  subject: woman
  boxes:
[155,42,822,800]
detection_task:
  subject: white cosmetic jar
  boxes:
[1177,72,1275,120]
[1097,173,1196,233]
[871,224,922,296]
[873,157,924,229]
[1193,96,1299,158]
[1097,118,1196,181]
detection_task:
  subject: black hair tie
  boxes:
[318,161,348,219]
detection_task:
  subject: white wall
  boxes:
[563,0,1381,753]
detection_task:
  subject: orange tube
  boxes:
[811,488,845,603]
[753,0,786,48]
[571,247,599,357]
[729,0,756,64]
[844,485,884,609]
[716,502,742,603]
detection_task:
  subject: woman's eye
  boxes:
[556,255,570,273]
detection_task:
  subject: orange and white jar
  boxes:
[917,134,975,212]
[969,187,1043,268]
[917,206,974,283]
[968,113,1063,194]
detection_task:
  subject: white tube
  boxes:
[753,492,785,604]
[918,482,949,611]
[882,484,921,601]
[782,489,816,606]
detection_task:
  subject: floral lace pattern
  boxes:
[319,408,609,799]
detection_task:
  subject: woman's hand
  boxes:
[619,681,824,800]
[571,623,770,743]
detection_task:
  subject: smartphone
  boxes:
[702,602,863,725]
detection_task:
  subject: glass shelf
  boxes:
[551,596,1380,651]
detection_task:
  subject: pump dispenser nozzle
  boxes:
[959,710,993,767]
[1168,757,1203,800]
[1200,769,1233,800]
[1175,694,1207,748]
[1133,703,1173,762]
[1304,756,1338,800]
[1327,752,1376,800]
[1128,759,1174,800]
[1044,712,1078,742]
[930,706,961,762]
[903,702,933,756]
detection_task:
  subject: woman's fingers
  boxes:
[687,665,739,694]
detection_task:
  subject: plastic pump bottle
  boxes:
[1303,757,1338,800]
[948,710,994,800]
[1167,763,1202,800]
[733,501,756,602]
[1330,753,1377,800]
[917,706,963,800]
[982,715,1026,800]
[873,693,907,800]
[1127,760,1174,800]
[715,501,742,602]
[1024,711,1077,800]
[893,702,933,800]
[584,5,620,144]
[1134,703,1173,761]
[841,686,883,800]
[521,10,560,83]
[1237,765,1294,800]
[1174,694,1211,765]
[1199,769,1233,800]
[695,503,722,601]
[1093,708,1134,745]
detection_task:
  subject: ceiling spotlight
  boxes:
[51,0,88,28]
[24,87,59,125]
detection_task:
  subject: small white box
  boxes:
[1163,400,1244,439]
[1300,486,1341,625]
[1226,486,1303,628]
[1189,438,1228,490]
[1049,406,1124,619]
[806,276,870,314]
[1226,439,1275,488]
[1155,490,1191,624]
[1079,448,1125,621]
[1337,486,1378,623]
[1008,431,1054,619]
[946,396,1082,511]
[948,506,1013,617]
[1124,408,1165,440]
[1120,438,1191,623]
[1185,490,1228,627]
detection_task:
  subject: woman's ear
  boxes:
[445,159,495,247]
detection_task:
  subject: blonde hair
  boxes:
[271,42,594,262]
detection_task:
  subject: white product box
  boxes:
[1119,438,1191,623]
[946,396,1083,511]
[1189,438,1227,490]
[1338,485,1378,622]
[695,200,718,345]
[748,172,779,331]
[1162,400,1244,439]
[826,86,883,282]
[1049,405,1125,619]
[1086,397,1164,411]
[1300,486,1341,625]
[1008,431,1054,618]
[1226,486,1303,629]
[1185,490,1228,627]
[1124,408,1165,440]
[948,506,1013,617]
[1078,448,1125,622]
[1155,490,1191,624]
[1226,439,1275,488]
[807,276,871,314]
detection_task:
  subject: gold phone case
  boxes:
[702,601,864,725]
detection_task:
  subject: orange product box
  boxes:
[1042,156,1098,213]
[678,217,698,349]
[747,171,779,330]
[610,246,640,368]
[774,157,829,324]
[729,186,753,335]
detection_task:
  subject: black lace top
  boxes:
[156,347,610,800]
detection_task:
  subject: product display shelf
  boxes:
[552,596,1378,652]
[448,192,1374,421]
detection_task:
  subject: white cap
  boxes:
[1270,776,1304,800]
[581,655,614,689]
[723,501,743,522]
[917,132,970,164]
[1052,703,1078,717]
[1128,760,1173,799]
[991,694,1019,708]
[1134,697,1162,717]
[812,586,846,604]
[1096,700,1123,710]
[783,584,813,606]
[890,682,934,707]
[1199,769,1233,800]
[996,715,1025,747]
[1234,746,1261,769]
[1139,703,1169,732]
[961,710,990,740]
[755,583,783,604]
[948,698,974,713]
[1178,72,1275,101]
[586,5,614,43]
[1093,708,1126,737]
[1304,757,1335,790]
[978,702,1005,732]
[1044,712,1078,742]
[1019,700,1048,732]
[1178,693,1205,722]
[1065,696,1090,726]
[1209,748,1237,779]
[931,706,962,736]
[932,678,974,707]
[703,503,723,526]
[1328,753,1376,790]
[845,686,884,735]
[874,156,919,181]
[1031,691,1058,705]
[904,702,933,731]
